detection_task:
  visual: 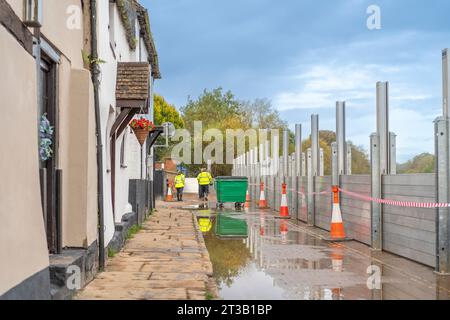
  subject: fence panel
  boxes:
[299,176,308,222]
[382,174,436,267]
[340,175,371,245]
[314,176,332,231]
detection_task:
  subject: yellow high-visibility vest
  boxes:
[197,172,212,186]
[174,174,185,188]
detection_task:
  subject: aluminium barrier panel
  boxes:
[340,175,372,245]
[295,176,301,220]
[254,176,259,205]
[268,175,275,209]
[287,175,295,215]
[382,174,436,268]
[291,173,297,216]
[314,176,332,231]
[299,176,308,222]
[274,176,281,211]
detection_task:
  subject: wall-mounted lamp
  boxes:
[23,0,42,28]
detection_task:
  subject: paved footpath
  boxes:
[76,199,218,300]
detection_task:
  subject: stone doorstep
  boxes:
[108,212,138,253]
[49,242,98,300]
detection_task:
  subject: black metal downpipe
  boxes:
[90,0,105,270]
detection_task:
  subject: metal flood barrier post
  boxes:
[282,130,290,212]
[271,130,280,209]
[332,142,338,186]
[434,48,450,274]
[370,81,397,251]
[283,130,289,182]
[336,101,347,176]
[307,148,314,226]
[266,159,269,208]
[290,154,296,214]
[308,115,320,226]
[295,124,302,220]
[320,148,324,177]
[370,133,382,250]
[346,143,352,175]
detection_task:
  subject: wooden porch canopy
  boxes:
[110,62,151,138]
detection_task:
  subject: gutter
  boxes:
[90,0,105,270]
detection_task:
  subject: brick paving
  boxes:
[76,198,218,300]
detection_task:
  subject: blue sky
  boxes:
[143,0,450,162]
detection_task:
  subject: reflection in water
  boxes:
[198,217,213,233]
[279,220,289,245]
[259,214,265,236]
[202,216,251,288]
[215,214,248,239]
[199,211,448,300]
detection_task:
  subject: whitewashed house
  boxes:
[97,0,161,247]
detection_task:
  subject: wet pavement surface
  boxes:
[198,204,450,300]
[76,199,218,300]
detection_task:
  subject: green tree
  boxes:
[181,88,290,177]
[240,98,287,130]
[182,88,242,131]
[154,94,184,128]
[301,130,370,175]
[153,94,184,161]
[398,153,435,173]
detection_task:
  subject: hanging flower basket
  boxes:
[130,117,156,146]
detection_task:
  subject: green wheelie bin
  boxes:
[214,176,248,211]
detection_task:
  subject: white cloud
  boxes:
[273,62,428,111]
[274,33,443,161]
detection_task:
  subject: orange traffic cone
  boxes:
[276,183,290,219]
[259,182,267,209]
[166,183,174,202]
[325,186,351,241]
[245,189,251,209]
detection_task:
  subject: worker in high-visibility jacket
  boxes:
[197,168,213,201]
[174,171,186,201]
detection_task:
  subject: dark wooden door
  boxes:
[39,54,58,253]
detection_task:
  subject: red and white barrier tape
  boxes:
[249,181,447,208]
[297,190,331,196]
[338,188,449,208]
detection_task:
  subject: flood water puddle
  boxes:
[199,209,450,300]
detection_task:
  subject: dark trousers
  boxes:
[199,185,209,199]
[176,187,184,201]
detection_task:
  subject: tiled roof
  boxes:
[116,62,150,100]
[136,6,161,79]
[117,0,161,79]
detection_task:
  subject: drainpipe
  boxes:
[90,0,105,270]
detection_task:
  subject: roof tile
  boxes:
[116,62,150,101]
